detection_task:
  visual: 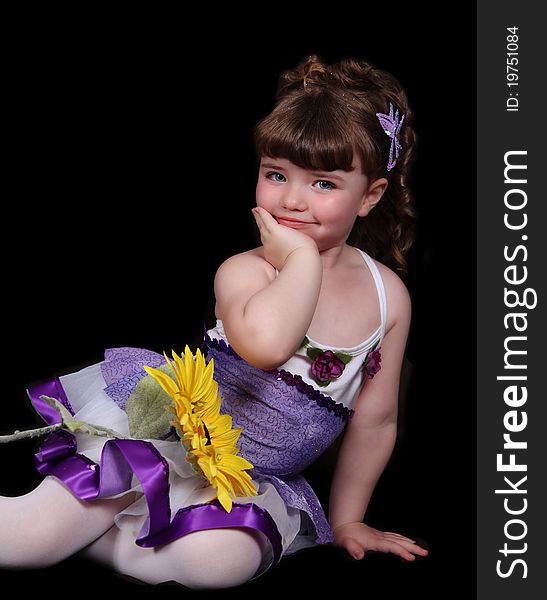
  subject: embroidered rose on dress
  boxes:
[311,350,346,384]
[363,348,382,380]
[300,337,352,387]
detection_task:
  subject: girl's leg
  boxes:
[81,517,268,589]
[0,476,136,569]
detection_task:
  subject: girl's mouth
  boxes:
[276,216,313,228]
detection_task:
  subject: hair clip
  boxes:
[375,102,405,171]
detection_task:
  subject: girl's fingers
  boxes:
[384,531,416,543]
[375,538,416,562]
[383,532,428,556]
[343,537,365,561]
[382,535,429,559]
[252,208,266,235]
[252,207,274,233]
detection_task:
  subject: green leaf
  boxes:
[306,347,323,360]
[64,420,128,439]
[41,395,74,424]
[313,378,331,387]
[334,352,352,364]
[126,363,176,439]
[299,336,310,349]
[40,395,128,439]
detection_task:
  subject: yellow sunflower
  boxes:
[144,346,257,512]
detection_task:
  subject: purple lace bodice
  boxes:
[204,337,350,477]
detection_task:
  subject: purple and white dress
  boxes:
[28,249,387,577]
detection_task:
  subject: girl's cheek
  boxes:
[255,187,273,210]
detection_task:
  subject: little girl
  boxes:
[0,55,427,589]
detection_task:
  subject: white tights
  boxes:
[0,476,267,589]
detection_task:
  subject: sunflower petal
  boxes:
[217,486,233,513]
[214,469,236,496]
[218,453,255,471]
[144,366,179,397]
[183,346,195,394]
[171,350,185,390]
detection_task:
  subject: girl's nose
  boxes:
[281,189,307,211]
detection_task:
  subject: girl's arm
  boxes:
[329,274,428,561]
[214,207,322,370]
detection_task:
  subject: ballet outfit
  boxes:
[27,248,387,579]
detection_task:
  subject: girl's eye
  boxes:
[266,171,286,183]
[315,180,335,190]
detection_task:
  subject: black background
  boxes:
[2,5,476,597]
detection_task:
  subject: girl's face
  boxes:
[255,156,385,251]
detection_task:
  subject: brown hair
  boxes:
[254,55,416,275]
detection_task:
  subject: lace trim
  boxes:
[203,334,352,421]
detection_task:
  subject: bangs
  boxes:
[254,95,375,173]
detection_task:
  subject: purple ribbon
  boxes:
[28,378,75,424]
[27,378,282,566]
[146,501,282,562]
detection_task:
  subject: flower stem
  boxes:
[0,424,64,444]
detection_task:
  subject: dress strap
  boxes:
[356,249,388,343]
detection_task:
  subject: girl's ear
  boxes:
[358,178,388,217]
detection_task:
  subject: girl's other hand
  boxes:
[332,522,428,562]
[252,207,318,271]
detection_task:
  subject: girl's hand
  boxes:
[252,207,318,271]
[333,522,428,562]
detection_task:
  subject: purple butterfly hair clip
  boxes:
[375,102,405,171]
